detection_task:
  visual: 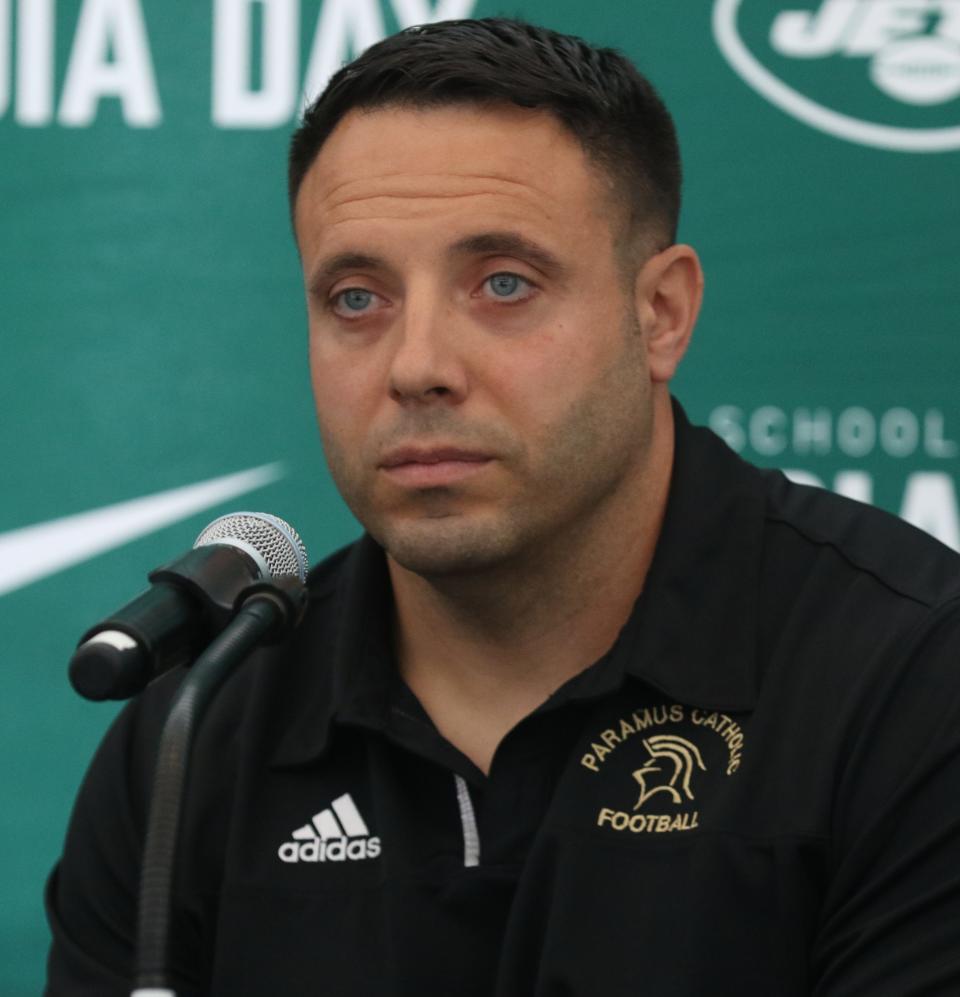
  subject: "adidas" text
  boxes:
[278,792,382,863]
[279,837,382,863]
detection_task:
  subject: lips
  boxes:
[378,446,493,487]
[380,446,491,468]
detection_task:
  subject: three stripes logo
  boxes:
[278,793,381,863]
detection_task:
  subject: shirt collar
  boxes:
[271,400,764,768]
[270,534,394,768]
[615,400,764,712]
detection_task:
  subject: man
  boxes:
[46,18,960,996]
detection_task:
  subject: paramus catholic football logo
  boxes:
[583,704,744,835]
[713,0,960,151]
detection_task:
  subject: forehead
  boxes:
[293,104,615,257]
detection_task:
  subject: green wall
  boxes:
[2,2,957,991]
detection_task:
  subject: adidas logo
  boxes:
[278,793,381,863]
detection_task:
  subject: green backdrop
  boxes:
[2,2,957,991]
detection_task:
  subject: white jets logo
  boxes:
[713,0,960,150]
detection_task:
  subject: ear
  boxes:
[634,245,704,383]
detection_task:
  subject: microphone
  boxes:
[68,512,308,701]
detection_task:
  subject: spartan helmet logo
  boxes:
[632,735,707,809]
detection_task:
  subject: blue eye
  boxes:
[336,288,374,312]
[484,273,531,300]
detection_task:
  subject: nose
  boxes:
[387,289,468,406]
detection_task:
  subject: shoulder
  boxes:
[758,466,960,611]
[672,405,960,614]
[747,465,960,725]
[757,471,960,627]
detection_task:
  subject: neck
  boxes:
[389,398,675,773]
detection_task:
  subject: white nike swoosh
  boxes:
[0,463,284,597]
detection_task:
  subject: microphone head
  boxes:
[194,512,308,583]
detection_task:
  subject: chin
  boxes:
[373,516,524,578]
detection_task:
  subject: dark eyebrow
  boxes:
[308,252,387,297]
[308,232,569,296]
[450,231,570,280]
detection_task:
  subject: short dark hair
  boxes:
[288,18,682,250]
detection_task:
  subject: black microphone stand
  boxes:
[130,578,306,997]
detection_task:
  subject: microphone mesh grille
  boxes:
[194,512,308,582]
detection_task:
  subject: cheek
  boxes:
[494,316,627,422]
[309,341,382,443]
[529,323,650,452]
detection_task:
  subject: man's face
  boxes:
[295,104,662,577]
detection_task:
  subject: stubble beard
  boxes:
[322,319,654,581]
[322,435,534,578]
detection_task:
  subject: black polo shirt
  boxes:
[46,405,960,995]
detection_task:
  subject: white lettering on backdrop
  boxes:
[59,0,160,126]
[211,0,478,128]
[3,0,160,126]
[0,0,477,128]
